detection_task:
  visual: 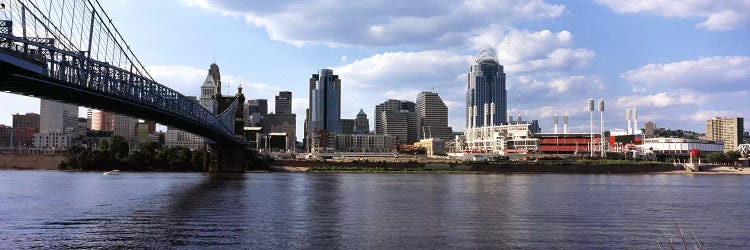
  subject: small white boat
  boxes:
[102,170,120,175]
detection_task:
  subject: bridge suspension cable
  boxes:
[0,0,242,143]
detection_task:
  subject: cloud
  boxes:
[184,0,564,47]
[685,110,746,122]
[147,64,280,100]
[334,50,473,90]
[147,65,208,96]
[621,56,750,92]
[383,90,423,102]
[615,91,703,108]
[0,93,41,126]
[511,74,605,101]
[595,0,750,31]
[479,29,596,73]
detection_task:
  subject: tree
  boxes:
[706,152,724,163]
[98,139,110,151]
[109,135,130,161]
[724,151,740,163]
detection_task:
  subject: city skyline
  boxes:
[0,0,747,137]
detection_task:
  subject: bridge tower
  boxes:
[206,85,250,172]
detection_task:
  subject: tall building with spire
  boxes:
[209,63,221,93]
[466,46,506,129]
[200,73,217,112]
[306,69,342,133]
[354,109,369,134]
[305,69,342,152]
[416,91,452,141]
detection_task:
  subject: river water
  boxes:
[0,171,747,249]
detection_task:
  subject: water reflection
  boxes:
[0,172,748,248]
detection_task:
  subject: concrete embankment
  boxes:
[273,160,682,173]
[0,154,63,170]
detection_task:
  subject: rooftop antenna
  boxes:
[516,91,521,123]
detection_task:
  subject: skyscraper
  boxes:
[466,46,506,129]
[275,91,292,114]
[91,111,115,131]
[113,114,138,147]
[209,63,221,93]
[39,100,78,134]
[305,69,342,152]
[33,100,78,148]
[706,117,744,152]
[416,91,453,141]
[200,74,217,112]
[246,99,268,127]
[354,109,369,134]
[307,69,342,133]
[375,99,418,144]
[247,99,268,115]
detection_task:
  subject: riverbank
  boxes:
[272,160,750,174]
[271,160,678,174]
[3,154,746,175]
[0,154,63,170]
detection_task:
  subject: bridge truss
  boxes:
[0,0,239,143]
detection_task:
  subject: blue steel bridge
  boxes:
[0,0,241,144]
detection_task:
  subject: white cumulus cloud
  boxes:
[595,0,750,31]
[486,29,595,73]
[615,91,703,108]
[183,0,565,47]
[621,56,750,92]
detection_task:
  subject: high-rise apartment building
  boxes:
[375,99,418,144]
[39,99,78,134]
[644,121,656,139]
[354,109,369,134]
[341,119,355,134]
[262,91,297,152]
[13,113,40,132]
[467,46,506,129]
[706,117,744,152]
[246,99,268,127]
[306,69,342,152]
[7,113,39,148]
[165,128,205,150]
[416,91,453,141]
[275,91,292,114]
[33,100,78,148]
[91,111,115,131]
[113,114,138,147]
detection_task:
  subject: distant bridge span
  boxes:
[0,0,240,144]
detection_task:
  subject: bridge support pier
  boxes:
[206,143,249,173]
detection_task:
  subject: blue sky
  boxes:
[1,0,748,137]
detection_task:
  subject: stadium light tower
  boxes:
[588,98,594,158]
[553,114,559,134]
[599,99,607,158]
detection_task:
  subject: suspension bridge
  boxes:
[0,0,249,171]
